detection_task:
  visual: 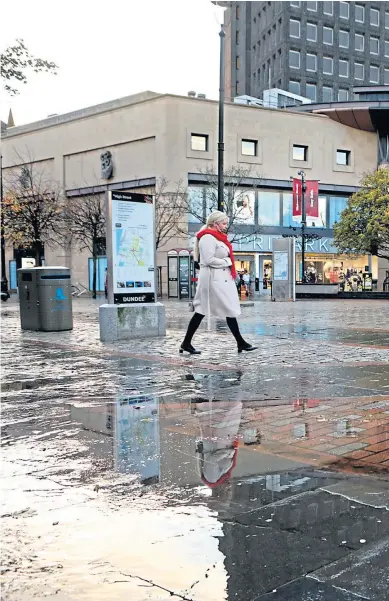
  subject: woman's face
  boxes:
[215,218,229,233]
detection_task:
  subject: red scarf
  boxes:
[197,228,237,279]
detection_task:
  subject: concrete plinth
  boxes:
[99,303,166,342]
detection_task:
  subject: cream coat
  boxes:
[193,234,241,318]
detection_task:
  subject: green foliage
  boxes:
[333,168,389,260]
[1,39,58,95]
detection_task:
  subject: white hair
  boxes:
[194,211,228,261]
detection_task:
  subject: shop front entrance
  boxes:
[234,254,256,297]
[259,255,272,295]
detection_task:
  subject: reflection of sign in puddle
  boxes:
[115,393,160,483]
[68,393,161,485]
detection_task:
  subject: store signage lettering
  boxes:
[189,234,337,254]
[234,235,336,254]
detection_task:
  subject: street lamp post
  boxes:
[217,24,226,212]
[0,154,7,284]
[298,170,307,283]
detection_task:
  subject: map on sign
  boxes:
[116,230,150,270]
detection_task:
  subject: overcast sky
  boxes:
[1,0,224,126]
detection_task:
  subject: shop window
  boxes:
[336,149,351,165]
[187,187,205,222]
[9,260,17,290]
[257,191,280,226]
[283,193,327,228]
[293,144,308,161]
[88,256,107,292]
[329,196,348,227]
[241,139,257,156]
[191,134,208,152]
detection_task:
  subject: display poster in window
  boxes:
[114,394,160,483]
[273,251,288,281]
[110,191,155,304]
[292,178,302,217]
[179,256,190,299]
[305,180,319,218]
[234,190,255,224]
[21,257,36,269]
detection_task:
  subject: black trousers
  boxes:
[183,312,245,346]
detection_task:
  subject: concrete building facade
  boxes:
[1,90,387,294]
[225,1,389,104]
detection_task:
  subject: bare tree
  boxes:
[3,160,63,265]
[62,193,106,298]
[183,165,263,242]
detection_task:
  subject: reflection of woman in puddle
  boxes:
[194,400,242,488]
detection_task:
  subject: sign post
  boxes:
[271,237,296,302]
[106,190,156,304]
[100,190,166,341]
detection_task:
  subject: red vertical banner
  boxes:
[305,180,319,218]
[292,178,302,217]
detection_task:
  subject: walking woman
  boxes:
[180,211,257,355]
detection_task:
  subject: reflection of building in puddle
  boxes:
[70,403,114,437]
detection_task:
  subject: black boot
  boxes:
[180,313,204,355]
[226,317,257,353]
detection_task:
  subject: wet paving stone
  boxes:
[1,299,389,600]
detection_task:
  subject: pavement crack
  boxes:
[114,572,194,600]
